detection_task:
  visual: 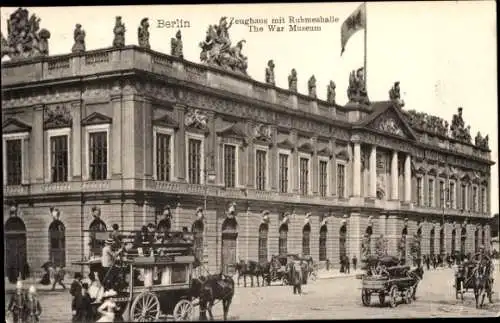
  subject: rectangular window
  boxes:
[278,153,289,193]
[188,138,202,184]
[319,160,328,197]
[224,145,236,188]
[50,135,69,182]
[337,163,345,198]
[428,178,434,207]
[450,182,456,209]
[6,139,22,185]
[417,177,423,206]
[481,187,486,213]
[438,180,444,208]
[89,132,108,181]
[461,184,467,210]
[256,150,267,191]
[299,157,309,195]
[473,186,478,211]
[156,133,171,181]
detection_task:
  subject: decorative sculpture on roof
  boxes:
[389,81,405,108]
[265,60,275,85]
[288,69,298,92]
[2,8,51,60]
[347,67,369,105]
[402,109,449,137]
[199,17,248,75]
[326,81,336,104]
[475,132,490,150]
[184,109,208,129]
[71,24,86,53]
[137,18,150,49]
[450,107,473,143]
[112,16,126,48]
[171,30,183,58]
[308,75,317,98]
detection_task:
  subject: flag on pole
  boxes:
[340,3,367,55]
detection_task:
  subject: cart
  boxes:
[454,255,493,302]
[269,254,300,286]
[73,230,198,322]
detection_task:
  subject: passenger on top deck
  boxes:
[157,206,172,233]
[109,224,122,247]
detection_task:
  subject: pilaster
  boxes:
[404,154,411,202]
[32,106,44,183]
[142,98,153,178]
[391,151,399,200]
[348,212,361,259]
[352,142,361,197]
[311,137,318,194]
[291,130,298,193]
[111,93,123,178]
[270,126,278,190]
[175,104,186,181]
[122,95,135,179]
[369,145,377,198]
[71,101,82,180]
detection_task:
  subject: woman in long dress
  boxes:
[96,291,118,322]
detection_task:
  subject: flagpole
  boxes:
[363,1,367,92]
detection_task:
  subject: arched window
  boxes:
[302,224,311,256]
[430,228,435,256]
[339,224,347,261]
[481,229,485,246]
[49,220,66,267]
[192,220,204,263]
[451,229,456,253]
[475,229,479,252]
[279,224,288,256]
[221,218,239,275]
[89,217,107,256]
[460,227,466,255]
[258,223,269,263]
[5,217,27,283]
[319,225,327,261]
[439,228,445,255]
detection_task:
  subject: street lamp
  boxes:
[204,152,216,212]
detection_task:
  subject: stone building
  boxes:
[2,10,494,277]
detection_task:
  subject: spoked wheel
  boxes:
[173,299,194,321]
[388,285,398,308]
[130,291,161,322]
[404,287,414,304]
[361,289,371,306]
[379,293,385,305]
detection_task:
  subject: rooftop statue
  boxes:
[137,18,150,49]
[326,81,336,104]
[347,67,369,105]
[171,30,183,58]
[71,24,86,53]
[199,17,248,75]
[288,68,298,92]
[265,60,275,85]
[449,107,473,144]
[2,8,51,60]
[308,75,317,98]
[112,16,126,48]
[389,81,405,107]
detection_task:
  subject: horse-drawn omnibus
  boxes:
[72,230,198,321]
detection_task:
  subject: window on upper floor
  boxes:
[88,131,108,181]
[449,181,456,209]
[187,138,202,185]
[461,184,467,210]
[50,134,69,182]
[417,177,423,206]
[224,144,237,188]
[5,138,23,185]
[299,157,310,196]
[428,178,435,207]
[256,149,267,191]
[154,128,174,182]
[319,159,329,197]
[472,186,478,212]
[278,152,289,193]
[337,163,346,198]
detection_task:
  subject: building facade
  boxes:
[2,19,495,277]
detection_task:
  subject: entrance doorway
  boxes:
[49,219,66,267]
[221,218,238,275]
[5,217,27,283]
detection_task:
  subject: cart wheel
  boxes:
[404,287,413,304]
[130,291,161,322]
[388,285,398,308]
[379,293,385,305]
[361,289,371,306]
[173,299,194,321]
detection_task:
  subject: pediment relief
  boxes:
[81,112,112,126]
[438,170,447,178]
[44,105,72,130]
[153,113,179,129]
[253,123,272,145]
[365,107,417,140]
[277,138,294,150]
[336,149,349,161]
[2,118,32,134]
[449,172,458,180]
[216,123,247,143]
[427,168,438,176]
[185,109,209,133]
[460,173,471,182]
[317,146,333,157]
[297,142,314,154]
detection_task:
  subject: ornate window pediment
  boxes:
[44,105,72,130]
[428,168,437,176]
[253,123,272,146]
[81,112,112,126]
[2,118,32,134]
[336,150,349,161]
[317,146,333,158]
[277,138,294,150]
[185,109,209,134]
[216,123,247,143]
[153,113,179,129]
[438,170,447,178]
[297,142,314,154]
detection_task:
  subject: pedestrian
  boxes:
[345,257,351,274]
[110,223,122,247]
[70,272,83,314]
[96,290,119,322]
[352,255,357,271]
[425,255,430,271]
[73,283,92,323]
[290,261,303,295]
[51,266,66,290]
[7,280,26,323]
[24,285,42,323]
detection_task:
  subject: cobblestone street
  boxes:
[6,267,499,322]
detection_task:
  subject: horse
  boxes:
[408,265,424,300]
[190,273,235,321]
[473,261,494,308]
[235,260,262,287]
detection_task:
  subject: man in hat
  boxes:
[73,282,92,323]
[157,206,172,233]
[8,280,26,323]
[101,238,122,290]
[196,207,204,220]
[70,272,83,314]
[25,285,42,322]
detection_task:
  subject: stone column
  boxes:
[352,142,361,197]
[404,154,411,202]
[369,145,377,198]
[386,215,398,255]
[391,151,399,200]
[349,213,361,259]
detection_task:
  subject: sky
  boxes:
[1,1,498,214]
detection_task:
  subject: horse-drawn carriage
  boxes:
[360,255,423,308]
[453,253,494,308]
[268,254,317,286]
[73,230,198,321]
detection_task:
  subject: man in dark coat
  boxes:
[157,206,172,233]
[290,261,303,295]
[70,272,83,314]
[73,283,92,323]
[352,255,358,271]
[8,280,26,323]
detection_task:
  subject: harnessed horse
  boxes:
[472,260,494,308]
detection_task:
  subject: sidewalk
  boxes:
[317,269,363,280]
[4,276,73,294]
